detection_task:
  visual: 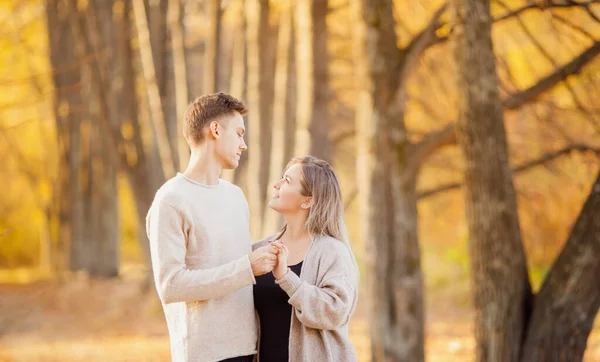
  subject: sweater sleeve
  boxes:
[146,201,256,304]
[275,266,355,331]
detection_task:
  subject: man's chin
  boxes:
[222,160,239,170]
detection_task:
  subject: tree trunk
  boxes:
[115,0,155,274]
[450,1,532,361]
[204,0,222,94]
[132,0,176,178]
[65,0,121,276]
[284,17,297,168]
[244,0,274,238]
[294,0,331,161]
[521,171,600,362]
[351,1,425,361]
[168,0,190,169]
[45,0,85,273]
[88,118,119,278]
[263,2,293,235]
[229,1,248,187]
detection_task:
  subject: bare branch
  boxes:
[415,1,599,51]
[504,41,600,109]
[580,1,600,23]
[550,11,596,41]
[418,145,600,200]
[403,4,448,69]
[413,40,600,164]
[411,124,456,169]
[493,1,598,22]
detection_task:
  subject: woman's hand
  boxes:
[272,241,289,280]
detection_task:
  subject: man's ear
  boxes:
[208,120,220,139]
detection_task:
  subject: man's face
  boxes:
[214,112,247,169]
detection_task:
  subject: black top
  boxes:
[253,261,303,362]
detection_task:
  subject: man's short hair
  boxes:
[183,92,248,145]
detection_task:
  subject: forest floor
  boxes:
[0,268,598,362]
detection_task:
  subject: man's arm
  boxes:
[146,201,276,304]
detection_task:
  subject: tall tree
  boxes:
[168,0,190,169]
[451,1,600,361]
[245,0,275,238]
[46,0,86,273]
[451,0,531,360]
[350,1,600,360]
[85,0,121,277]
[521,170,600,361]
[68,0,121,276]
[132,0,176,178]
[351,1,425,361]
[293,0,331,161]
[204,0,222,94]
[263,2,294,235]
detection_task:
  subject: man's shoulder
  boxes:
[153,175,188,207]
[219,178,245,195]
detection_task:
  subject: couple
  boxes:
[146,93,359,362]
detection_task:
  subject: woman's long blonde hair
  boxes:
[279,156,358,277]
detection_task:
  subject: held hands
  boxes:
[271,241,289,280]
[248,241,290,278]
[250,244,279,276]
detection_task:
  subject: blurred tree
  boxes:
[204,0,222,94]
[133,0,176,178]
[263,1,294,235]
[46,0,86,273]
[168,0,191,169]
[294,0,331,162]
[452,1,600,361]
[245,0,276,238]
[351,1,600,361]
[350,0,434,360]
[451,0,531,360]
[228,0,249,187]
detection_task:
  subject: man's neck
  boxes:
[183,150,222,185]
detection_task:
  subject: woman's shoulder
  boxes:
[312,235,348,251]
[311,235,355,264]
[310,235,359,283]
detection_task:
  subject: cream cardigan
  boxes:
[253,234,359,362]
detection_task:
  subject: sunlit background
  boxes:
[1,0,599,361]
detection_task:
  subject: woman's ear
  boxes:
[301,197,313,210]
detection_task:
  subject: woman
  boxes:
[253,156,359,362]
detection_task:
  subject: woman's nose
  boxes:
[273,181,280,190]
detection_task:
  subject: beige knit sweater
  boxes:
[253,234,359,362]
[146,173,258,362]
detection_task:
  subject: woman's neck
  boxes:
[281,213,310,244]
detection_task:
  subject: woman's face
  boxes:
[268,163,310,214]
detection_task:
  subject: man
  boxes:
[146,93,277,362]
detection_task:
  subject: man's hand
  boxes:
[250,244,278,276]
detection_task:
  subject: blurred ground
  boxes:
[0,270,598,362]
